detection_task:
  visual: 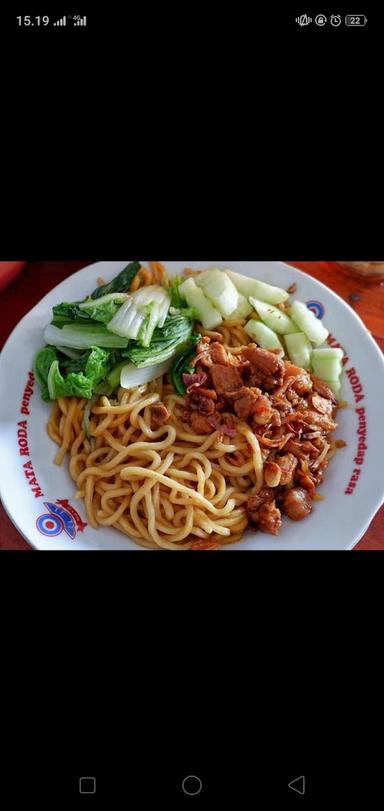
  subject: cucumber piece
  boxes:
[311,355,343,381]
[284,332,312,370]
[312,347,344,381]
[225,269,289,304]
[227,293,253,320]
[289,301,329,346]
[244,319,284,353]
[178,278,222,329]
[195,269,239,318]
[310,347,344,360]
[249,297,298,335]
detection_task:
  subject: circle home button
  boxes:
[182,775,203,796]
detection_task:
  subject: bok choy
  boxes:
[52,293,129,326]
[51,262,142,325]
[44,322,129,349]
[169,335,200,395]
[124,312,194,367]
[120,358,174,390]
[106,285,171,346]
[34,346,117,400]
[89,261,142,299]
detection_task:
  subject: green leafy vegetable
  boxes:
[58,347,121,376]
[90,261,142,300]
[165,275,188,309]
[75,346,116,385]
[106,285,170,345]
[34,345,118,401]
[169,335,200,395]
[44,322,129,349]
[52,302,91,324]
[53,293,129,326]
[50,262,142,331]
[46,347,115,399]
[120,358,174,390]
[57,349,93,375]
[34,346,59,401]
[47,360,92,399]
[96,360,128,395]
[35,264,197,403]
[92,380,115,396]
[55,346,82,359]
[124,313,194,368]
[77,292,129,323]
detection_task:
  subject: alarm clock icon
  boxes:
[330,14,342,27]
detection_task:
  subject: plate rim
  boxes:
[1,260,384,551]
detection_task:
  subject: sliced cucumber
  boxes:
[310,347,344,361]
[284,332,312,370]
[225,269,289,304]
[227,293,253,320]
[195,269,239,318]
[289,301,329,346]
[312,348,344,376]
[178,278,222,329]
[249,297,298,335]
[311,351,343,382]
[244,319,284,353]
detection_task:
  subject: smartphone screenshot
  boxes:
[0,6,382,808]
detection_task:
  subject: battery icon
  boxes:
[345,14,367,26]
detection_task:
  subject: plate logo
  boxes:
[36,500,87,539]
[305,300,325,319]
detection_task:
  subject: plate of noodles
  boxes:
[1,260,384,551]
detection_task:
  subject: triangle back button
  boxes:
[288,776,306,795]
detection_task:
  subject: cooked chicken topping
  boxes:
[182,339,339,537]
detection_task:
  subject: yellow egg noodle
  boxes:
[47,346,260,549]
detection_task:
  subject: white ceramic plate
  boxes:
[1,261,384,550]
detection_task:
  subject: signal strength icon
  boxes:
[53,15,67,26]
[73,15,87,26]
[296,14,312,26]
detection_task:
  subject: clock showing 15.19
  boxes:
[16,16,50,26]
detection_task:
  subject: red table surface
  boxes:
[1,261,383,550]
